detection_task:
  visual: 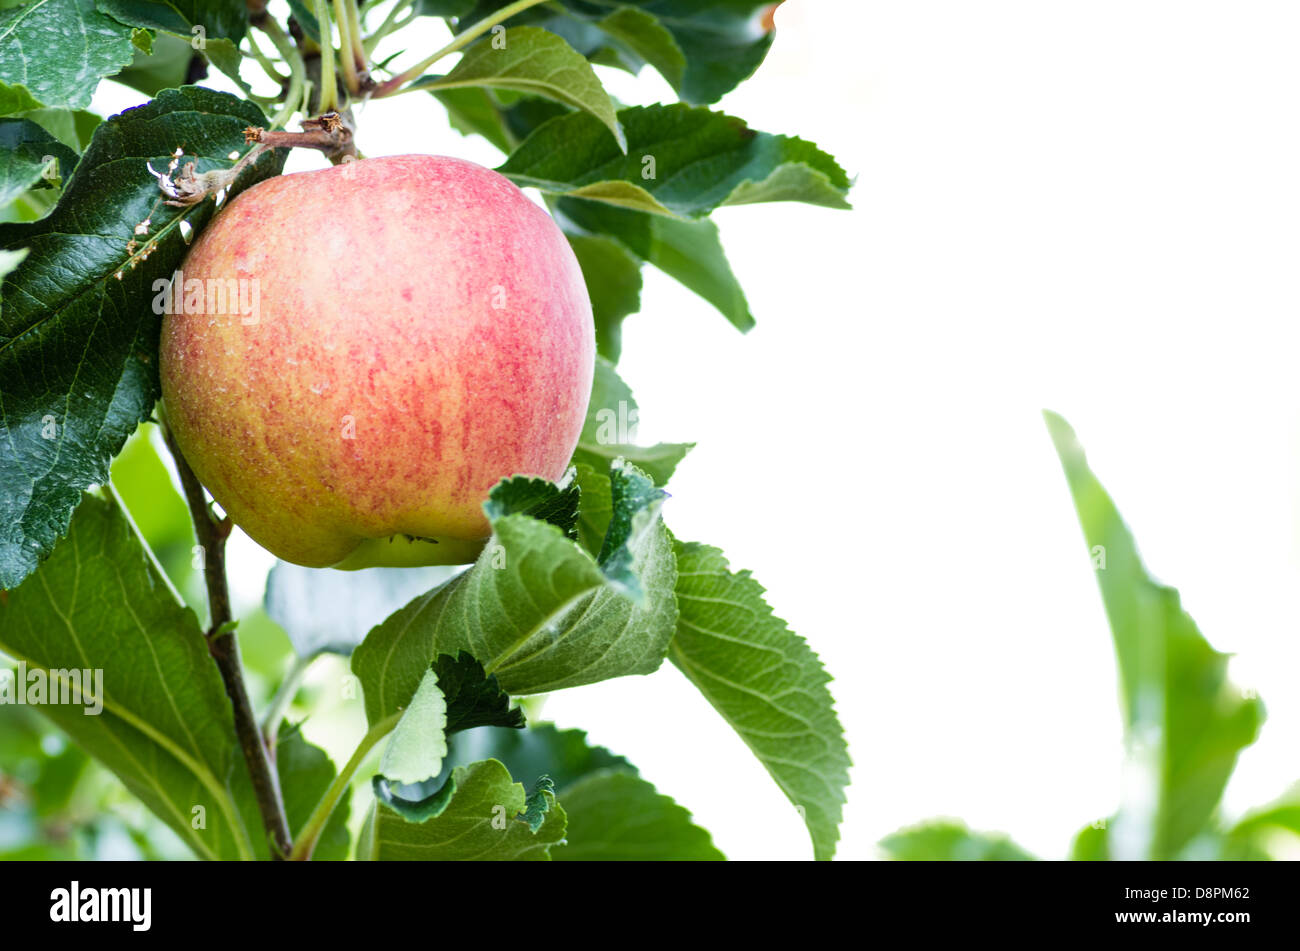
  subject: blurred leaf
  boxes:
[670,540,851,861]
[881,820,1037,861]
[14,108,101,150]
[0,488,256,859]
[442,1,777,104]
[0,0,136,115]
[567,231,642,363]
[432,87,512,152]
[264,560,454,658]
[278,728,351,861]
[112,31,203,97]
[572,356,694,486]
[560,197,754,333]
[0,118,78,206]
[413,27,625,150]
[1045,411,1265,859]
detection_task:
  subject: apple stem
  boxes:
[163,424,295,861]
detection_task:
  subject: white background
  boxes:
[95,1,1300,860]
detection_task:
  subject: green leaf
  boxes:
[595,7,685,91]
[286,0,321,42]
[427,721,718,859]
[446,1,776,104]
[0,86,286,590]
[518,774,556,832]
[566,231,642,363]
[264,561,455,658]
[278,728,352,861]
[482,472,580,541]
[16,107,101,151]
[670,539,851,861]
[559,197,754,333]
[1044,411,1265,859]
[573,462,613,558]
[352,465,678,717]
[414,26,625,151]
[0,118,79,205]
[96,0,247,81]
[366,759,566,860]
[572,356,693,486]
[0,0,136,115]
[416,0,475,15]
[432,87,513,153]
[0,488,256,860]
[553,769,723,860]
[378,667,448,785]
[434,651,526,734]
[112,30,203,97]
[499,103,851,217]
[880,820,1037,861]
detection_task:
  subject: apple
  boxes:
[159,154,595,569]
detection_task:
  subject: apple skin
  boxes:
[159,154,594,569]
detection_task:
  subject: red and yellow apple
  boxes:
[159,154,594,568]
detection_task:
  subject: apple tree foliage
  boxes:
[0,1,851,860]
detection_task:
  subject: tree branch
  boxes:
[163,424,294,860]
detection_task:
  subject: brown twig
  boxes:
[163,425,293,860]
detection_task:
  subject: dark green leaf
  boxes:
[1045,411,1265,859]
[594,7,685,91]
[482,472,580,541]
[499,103,851,216]
[0,86,285,590]
[553,769,723,860]
[670,539,851,861]
[434,651,526,734]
